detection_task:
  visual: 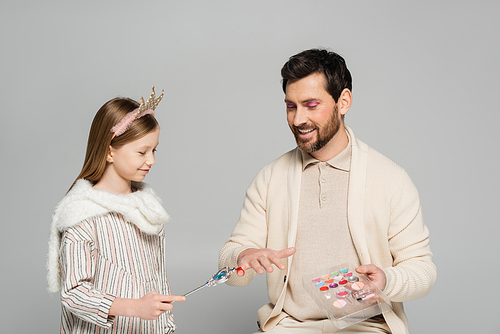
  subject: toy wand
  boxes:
[182,266,245,297]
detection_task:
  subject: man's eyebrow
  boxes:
[302,98,320,103]
[284,98,320,104]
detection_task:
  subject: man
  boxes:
[219,49,436,334]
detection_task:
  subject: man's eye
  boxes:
[139,152,145,155]
[306,103,319,109]
[286,103,296,109]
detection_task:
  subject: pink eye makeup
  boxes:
[306,102,320,108]
[286,103,296,108]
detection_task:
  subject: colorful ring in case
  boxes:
[335,288,353,305]
[336,290,350,298]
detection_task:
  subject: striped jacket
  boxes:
[47,179,176,333]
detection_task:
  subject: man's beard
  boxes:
[292,105,340,154]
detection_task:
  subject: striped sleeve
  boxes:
[59,226,116,329]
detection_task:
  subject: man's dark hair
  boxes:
[281,48,352,102]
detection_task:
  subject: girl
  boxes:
[47,87,185,333]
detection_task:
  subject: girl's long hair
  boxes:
[69,97,159,192]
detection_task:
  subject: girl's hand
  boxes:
[109,291,185,320]
[135,291,186,320]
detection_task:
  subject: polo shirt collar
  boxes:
[300,131,352,172]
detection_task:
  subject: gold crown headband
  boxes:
[111,86,164,138]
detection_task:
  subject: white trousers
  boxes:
[253,316,391,334]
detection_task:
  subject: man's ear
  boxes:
[106,146,114,163]
[338,88,352,116]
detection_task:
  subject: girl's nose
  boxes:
[146,154,155,167]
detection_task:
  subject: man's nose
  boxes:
[293,107,308,126]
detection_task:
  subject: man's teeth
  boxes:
[299,128,315,134]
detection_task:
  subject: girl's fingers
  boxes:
[159,294,186,303]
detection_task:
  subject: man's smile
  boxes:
[298,128,315,134]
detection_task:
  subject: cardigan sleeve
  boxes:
[219,164,270,287]
[382,169,437,302]
[59,225,116,328]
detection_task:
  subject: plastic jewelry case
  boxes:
[302,262,392,329]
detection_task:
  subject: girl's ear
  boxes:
[106,146,114,163]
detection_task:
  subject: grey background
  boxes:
[1,1,499,333]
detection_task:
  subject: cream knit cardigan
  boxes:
[219,126,436,334]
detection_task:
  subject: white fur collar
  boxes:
[46,179,169,292]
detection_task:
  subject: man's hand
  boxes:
[237,247,296,276]
[356,264,386,291]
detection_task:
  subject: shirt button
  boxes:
[322,194,327,201]
[321,177,326,183]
